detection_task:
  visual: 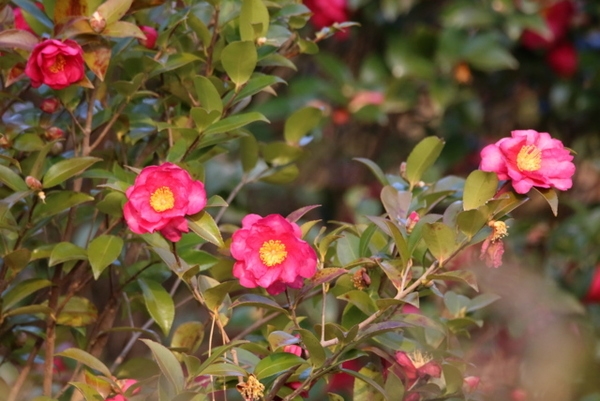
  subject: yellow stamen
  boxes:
[49,55,66,73]
[237,375,265,401]
[516,144,542,172]
[488,220,508,241]
[409,350,432,368]
[259,240,287,267]
[149,186,175,212]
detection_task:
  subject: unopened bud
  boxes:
[25,176,43,191]
[256,37,267,46]
[138,26,158,49]
[40,98,61,114]
[45,126,64,140]
[0,135,9,148]
[38,191,46,203]
[50,142,64,155]
[463,376,480,393]
[89,11,106,33]
[406,211,420,234]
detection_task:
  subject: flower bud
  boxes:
[40,98,61,113]
[138,26,158,49]
[0,135,10,148]
[45,126,64,140]
[406,211,420,234]
[463,376,480,393]
[25,176,43,191]
[89,11,106,33]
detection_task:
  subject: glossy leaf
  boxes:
[457,209,487,240]
[405,136,444,189]
[254,352,304,380]
[193,75,223,114]
[49,242,87,267]
[69,381,104,401]
[429,270,479,291]
[82,40,111,81]
[204,112,268,136]
[0,164,28,192]
[94,0,133,25]
[231,294,287,314]
[233,74,285,104]
[54,0,89,26]
[422,222,456,264]
[187,211,224,248]
[284,106,322,146]
[102,21,146,39]
[0,29,38,51]
[42,157,102,188]
[141,339,185,393]
[348,365,387,401]
[139,279,175,336]
[221,41,257,88]
[532,187,559,216]
[171,321,205,354]
[240,0,270,41]
[2,278,52,310]
[240,134,259,172]
[200,362,246,376]
[296,328,326,367]
[190,107,221,132]
[33,192,94,220]
[353,157,390,186]
[3,248,31,274]
[267,331,300,351]
[463,170,498,210]
[55,296,98,327]
[57,348,112,378]
[380,186,411,221]
[337,290,378,316]
[88,235,123,279]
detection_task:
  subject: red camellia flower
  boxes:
[479,129,575,194]
[25,39,85,90]
[303,0,348,31]
[123,163,207,242]
[231,214,318,295]
[13,3,44,34]
[583,266,600,303]
[138,26,158,49]
[40,97,61,113]
[395,350,442,387]
[521,0,574,50]
[546,41,578,77]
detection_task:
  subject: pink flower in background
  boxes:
[480,220,508,268]
[303,0,348,30]
[138,26,158,49]
[40,97,61,113]
[521,0,574,50]
[13,3,44,34]
[479,129,575,194]
[25,39,85,90]
[348,90,384,113]
[123,163,207,242]
[546,41,578,77]
[107,379,139,401]
[231,214,317,295]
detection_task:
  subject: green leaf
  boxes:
[2,304,53,318]
[88,235,123,279]
[337,290,378,316]
[187,211,224,248]
[94,0,133,25]
[353,157,390,186]
[49,242,87,267]
[204,112,268,136]
[171,321,205,354]
[3,248,31,274]
[284,106,322,146]
[200,362,247,377]
[260,164,299,184]
[193,75,223,114]
[0,164,28,192]
[239,0,270,41]
[2,278,52,311]
[221,41,257,89]
[532,187,559,216]
[68,381,104,401]
[141,339,185,393]
[405,136,444,189]
[55,296,98,327]
[57,348,112,378]
[138,279,175,336]
[267,331,300,351]
[231,294,287,314]
[190,107,221,132]
[384,371,404,400]
[240,134,259,172]
[456,209,487,240]
[463,33,518,71]
[296,329,326,367]
[463,170,498,210]
[422,222,456,264]
[380,186,411,221]
[232,74,285,104]
[100,20,146,39]
[42,157,102,188]
[349,365,386,401]
[467,292,500,313]
[429,270,478,291]
[254,352,304,380]
[202,279,238,312]
[32,191,94,220]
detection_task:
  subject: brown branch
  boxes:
[7,337,44,401]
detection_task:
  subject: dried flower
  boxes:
[237,375,265,401]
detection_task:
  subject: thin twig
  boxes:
[7,337,44,401]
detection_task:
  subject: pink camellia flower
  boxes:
[394,350,442,387]
[123,163,207,242]
[231,214,318,295]
[303,0,348,31]
[25,39,85,90]
[13,3,44,35]
[138,26,158,49]
[107,379,139,401]
[479,129,575,194]
[347,90,384,113]
[521,0,574,50]
[546,41,578,77]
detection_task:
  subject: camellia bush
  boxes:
[0,1,584,401]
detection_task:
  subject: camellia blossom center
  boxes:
[516,144,542,172]
[149,186,175,212]
[259,239,288,266]
[49,55,66,73]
